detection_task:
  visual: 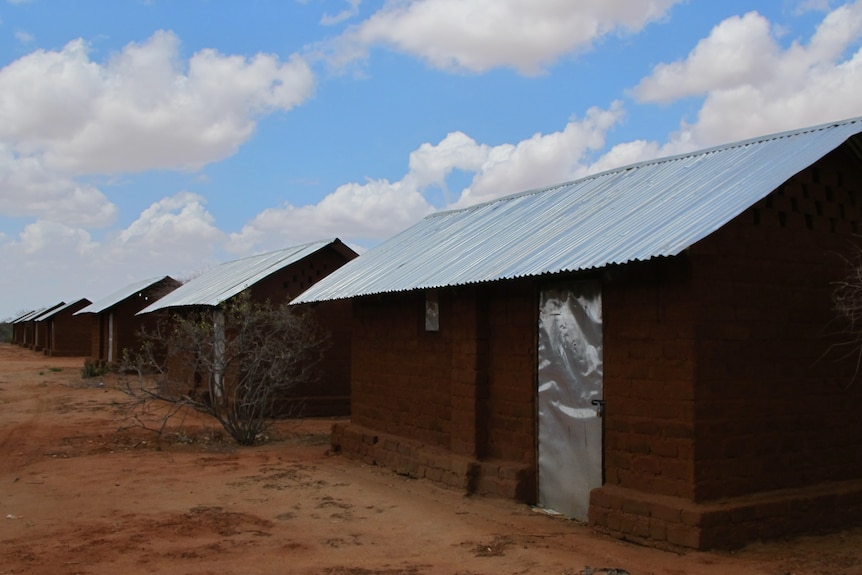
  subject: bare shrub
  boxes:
[832,249,862,384]
[120,293,327,445]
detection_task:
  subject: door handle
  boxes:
[591,399,605,417]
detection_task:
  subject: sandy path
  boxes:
[1,343,860,575]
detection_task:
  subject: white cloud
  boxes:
[0,146,117,227]
[0,193,225,319]
[633,12,780,104]
[227,177,435,254]
[321,0,362,26]
[794,0,833,14]
[118,192,225,253]
[634,2,862,149]
[453,103,625,207]
[14,30,34,44]
[14,220,98,255]
[0,30,315,175]
[327,0,682,74]
[3,192,223,265]
[229,103,628,252]
[0,30,315,230]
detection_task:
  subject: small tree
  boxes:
[121,293,327,445]
[832,248,862,384]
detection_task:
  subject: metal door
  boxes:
[537,281,603,521]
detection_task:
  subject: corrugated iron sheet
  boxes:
[294,117,862,304]
[37,298,91,320]
[29,301,66,321]
[12,308,44,323]
[138,239,341,314]
[29,302,65,322]
[76,277,174,315]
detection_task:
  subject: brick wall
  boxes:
[33,320,49,351]
[602,257,698,500]
[351,290,454,448]
[86,314,101,361]
[690,147,862,501]
[111,278,180,364]
[484,280,537,466]
[341,281,539,499]
[247,248,354,416]
[590,146,862,549]
[83,278,180,364]
[47,301,91,356]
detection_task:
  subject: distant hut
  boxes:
[28,302,65,352]
[10,310,38,346]
[139,239,358,417]
[75,277,181,366]
[38,298,92,357]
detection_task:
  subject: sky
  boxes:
[2,0,862,320]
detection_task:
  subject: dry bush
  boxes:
[120,293,327,445]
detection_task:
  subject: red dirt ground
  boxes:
[1,343,860,575]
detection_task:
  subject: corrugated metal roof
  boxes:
[37,298,91,320]
[12,309,43,324]
[294,117,862,304]
[30,302,66,322]
[137,239,346,314]
[76,276,176,314]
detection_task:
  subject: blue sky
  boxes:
[2,0,862,319]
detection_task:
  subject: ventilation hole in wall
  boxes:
[791,198,799,212]
[283,282,289,289]
[840,203,846,219]
[811,168,820,184]
[830,218,837,233]
[764,195,773,209]
[805,214,814,230]
[826,186,834,202]
[779,212,787,227]
[815,201,823,216]
[752,209,761,226]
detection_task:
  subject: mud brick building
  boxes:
[294,118,862,550]
[37,298,92,356]
[9,310,30,345]
[75,276,181,366]
[27,301,66,351]
[24,302,65,352]
[138,239,358,417]
[11,308,47,347]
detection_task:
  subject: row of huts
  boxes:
[9,117,862,550]
[10,238,358,416]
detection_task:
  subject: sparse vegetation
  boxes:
[120,292,327,445]
[833,249,862,384]
[81,359,110,379]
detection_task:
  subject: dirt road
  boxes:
[1,343,860,574]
